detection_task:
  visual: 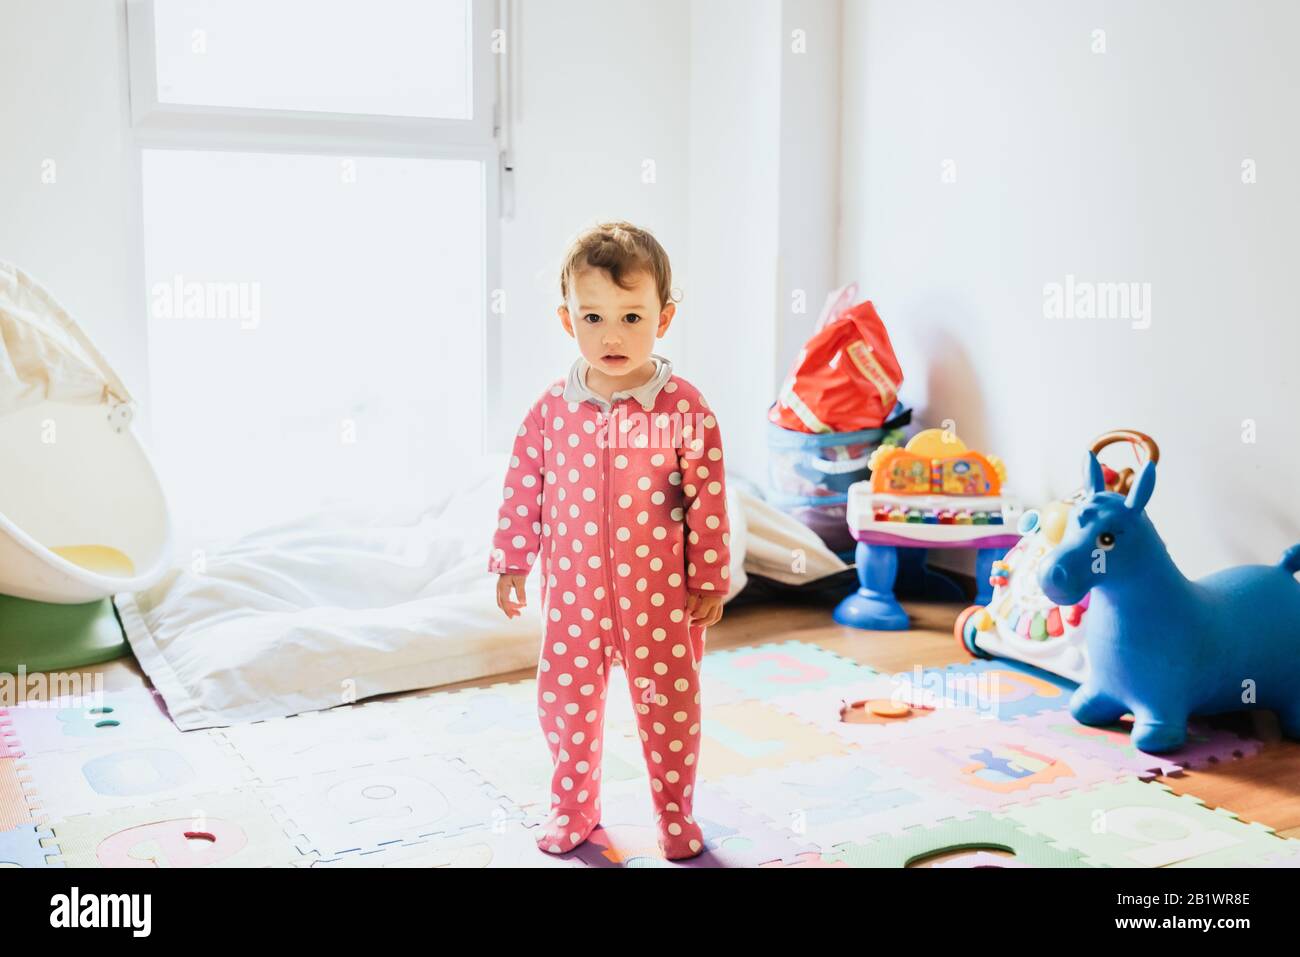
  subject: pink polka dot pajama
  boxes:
[489,374,731,859]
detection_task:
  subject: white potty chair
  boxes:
[0,262,172,673]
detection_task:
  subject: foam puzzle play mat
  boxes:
[3,640,1298,868]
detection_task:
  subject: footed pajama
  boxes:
[489,373,730,859]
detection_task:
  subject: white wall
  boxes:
[0,0,147,413]
[841,0,1300,577]
[683,0,783,482]
[684,0,842,483]
[777,0,843,389]
[494,0,693,443]
[498,0,842,487]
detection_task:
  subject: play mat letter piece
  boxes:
[1012,712,1261,779]
[712,753,971,851]
[570,786,813,868]
[41,789,301,868]
[1,690,180,756]
[698,701,853,781]
[17,733,251,821]
[0,824,60,867]
[1002,778,1297,868]
[701,641,874,700]
[257,754,516,857]
[873,720,1127,811]
[823,812,1092,869]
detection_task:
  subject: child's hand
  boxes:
[496,574,528,619]
[686,592,724,629]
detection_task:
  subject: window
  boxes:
[127,0,501,551]
[150,0,473,119]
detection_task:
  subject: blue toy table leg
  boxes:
[834,542,911,631]
[974,547,1001,606]
[895,548,968,603]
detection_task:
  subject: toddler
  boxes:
[490,222,730,859]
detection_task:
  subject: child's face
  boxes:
[558,267,675,378]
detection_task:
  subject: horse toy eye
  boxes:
[1096,531,1116,551]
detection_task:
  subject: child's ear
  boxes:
[657,302,676,338]
[557,304,575,338]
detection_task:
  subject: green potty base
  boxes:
[0,593,129,675]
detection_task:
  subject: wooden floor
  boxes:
[53,598,1300,841]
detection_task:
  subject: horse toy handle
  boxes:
[1089,430,1159,495]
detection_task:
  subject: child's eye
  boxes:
[623,314,642,323]
[583,314,602,324]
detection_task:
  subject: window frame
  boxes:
[123,0,506,451]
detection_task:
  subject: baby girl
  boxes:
[489,222,731,859]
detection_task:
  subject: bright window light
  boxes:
[141,149,485,550]
[151,0,473,119]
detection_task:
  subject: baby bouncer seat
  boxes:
[0,262,172,672]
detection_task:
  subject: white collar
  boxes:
[563,354,673,412]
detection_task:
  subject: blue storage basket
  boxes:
[765,403,912,552]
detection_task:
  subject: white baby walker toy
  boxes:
[954,430,1159,685]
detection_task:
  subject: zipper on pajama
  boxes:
[600,402,629,665]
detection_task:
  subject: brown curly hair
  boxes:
[559,221,675,310]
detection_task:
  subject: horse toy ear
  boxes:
[1125,460,1157,512]
[1084,452,1107,495]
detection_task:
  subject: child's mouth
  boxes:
[602,354,629,365]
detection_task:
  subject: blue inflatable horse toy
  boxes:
[1039,453,1300,753]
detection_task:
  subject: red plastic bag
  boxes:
[770,283,904,434]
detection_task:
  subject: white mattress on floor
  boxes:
[117,456,769,731]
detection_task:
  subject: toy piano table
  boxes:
[834,430,1022,631]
